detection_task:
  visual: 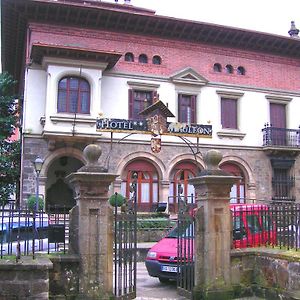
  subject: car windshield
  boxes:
[166,222,194,238]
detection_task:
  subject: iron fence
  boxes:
[0,203,69,259]
[231,201,300,250]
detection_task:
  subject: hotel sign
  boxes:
[96,118,212,138]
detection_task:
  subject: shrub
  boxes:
[109,193,126,207]
[27,195,44,211]
[137,218,176,229]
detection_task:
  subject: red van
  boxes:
[145,203,276,282]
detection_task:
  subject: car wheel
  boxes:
[159,277,170,284]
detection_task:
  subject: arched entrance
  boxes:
[169,161,198,213]
[45,156,84,211]
[121,159,159,212]
[220,162,246,203]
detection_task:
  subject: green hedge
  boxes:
[137,218,176,229]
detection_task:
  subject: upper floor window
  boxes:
[128,89,156,120]
[139,54,148,64]
[57,76,90,114]
[152,55,162,65]
[125,52,134,62]
[178,94,196,124]
[213,63,222,72]
[237,66,245,75]
[221,98,237,129]
[225,64,234,74]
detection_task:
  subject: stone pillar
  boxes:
[66,144,118,299]
[189,150,238,299]
[160,180,170,208]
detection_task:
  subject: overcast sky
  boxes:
[111,0,300,37]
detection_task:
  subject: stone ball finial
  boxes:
[204,149,222,171]
[83,144,102,166]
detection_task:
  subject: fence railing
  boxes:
[0,203,69,259]
[232,201,300,251]
[262,124,300,147]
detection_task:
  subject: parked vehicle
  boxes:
[145,204,276,282]
[0,216,49,255]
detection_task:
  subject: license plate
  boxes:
[161,265,178,273]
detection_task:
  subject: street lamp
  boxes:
[33,156,43,212]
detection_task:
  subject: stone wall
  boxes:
[0,257,52,300]
[49,255,79,299]
[231,248,300,299]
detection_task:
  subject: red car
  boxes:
[145,204,276,282]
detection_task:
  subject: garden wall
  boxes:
[231,248,300,299]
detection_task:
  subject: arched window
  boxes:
[169,162,198,212]
[57,76,90,114]
[125,52,134,62]
[121,160,159,212]
[225,64,233,74]
[152,55,161,65]
[237,66,246,75]
[220,163,245,203]
[213,63,222,72]
[138,54,148,64]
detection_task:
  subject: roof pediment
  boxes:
[170,68,208,86]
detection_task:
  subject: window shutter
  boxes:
[128,89,134,119]
[221,98,237,129]
[191,95,196,123]
[270,103,286,128]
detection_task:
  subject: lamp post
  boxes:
[32,157,43,259]
[33,157,43,212]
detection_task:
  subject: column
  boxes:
[66,144,118,299]
[189,149,238,299]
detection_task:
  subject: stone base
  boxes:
[193,287,233,300]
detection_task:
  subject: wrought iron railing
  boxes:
[272,176,295,201]
[0,203,69,259]
[232,201,300,251]
[262,124,300,147]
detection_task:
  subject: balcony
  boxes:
[262,124,300,156]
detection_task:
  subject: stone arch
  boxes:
[41,147,85,211]
[221,155,254,184]
[40,147,85,178]
[116,151,166,181]
[167,153,204,179]
[220,155,256,200]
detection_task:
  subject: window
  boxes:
[138,54,148,64]
[128,89,156,120]
[168,162,198,213]
[125,52,134,62]
[225,64,233,74]
[272,168,295,201]
[152,55,161,65]
[213,63,222,72]
[178,94,196,123]
[221,163,245,203]
[221,98,237,129]
[121,160,159,212]
[237,66,245,75]
[57,76,90,114]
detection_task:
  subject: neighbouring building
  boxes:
[1,0,300,212]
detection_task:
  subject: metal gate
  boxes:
[113,180,137,299]
[177,195,195,299]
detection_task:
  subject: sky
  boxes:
[109,0,300,37]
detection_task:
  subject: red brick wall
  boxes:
[28,22,300,91]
